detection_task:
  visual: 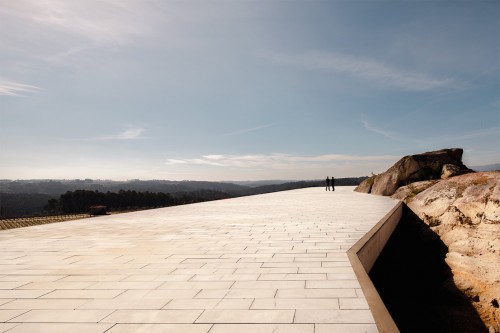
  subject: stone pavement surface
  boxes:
[0,187,397,333]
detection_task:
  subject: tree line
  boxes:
[45,189,231,214]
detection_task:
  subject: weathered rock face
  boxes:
[441,163,463,179]
[354,176,375,193]
[408,172,500,227]
[355,148,472,196]
[391,180,438,202]
[402,172,500,332]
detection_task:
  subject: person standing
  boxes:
[325,176,331,191]
[331,176,335,191]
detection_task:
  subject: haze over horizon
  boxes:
[1,1,499,181]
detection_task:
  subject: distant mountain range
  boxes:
[470,164,500,172]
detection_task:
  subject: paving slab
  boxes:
[316,323,379,333]
[106,324,212,333]
[0,187,397,331]
[4,323,113,333]
[210,323,314,333]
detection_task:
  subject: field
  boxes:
[0,214,90,230]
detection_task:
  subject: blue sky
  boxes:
[1,0,499,181]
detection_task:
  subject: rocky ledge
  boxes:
[358,148,499,332]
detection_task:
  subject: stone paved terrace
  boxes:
[0,187,398,333]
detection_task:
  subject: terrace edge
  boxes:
[347,200,403,333]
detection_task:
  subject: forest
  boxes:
[53,189,230,214]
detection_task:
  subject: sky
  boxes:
[1,0,499,181]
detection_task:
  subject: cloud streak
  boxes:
[1,0,146,44]
[426,126,500,144]
[165,153,399,169]
[93,128,145,141]
[362,120,398,141]
[0,79,41,96]
[0,0,168,65]
[262,51,456,91]
[223,124,273,136]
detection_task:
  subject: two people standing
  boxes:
[325,176,335,191]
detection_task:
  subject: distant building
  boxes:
[89,205,107,216]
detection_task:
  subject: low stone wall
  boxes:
[347,201,403,333]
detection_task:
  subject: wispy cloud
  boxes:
[426,126,500,144]
[164,159,188,165]
[0,0,165,64]
[0,1,146,44]
[223,124,273,136]
[165,153,399,169]
[0,79,41,96]
[261,51,456,91]
[93,128,145,141]
[361,119,398,141]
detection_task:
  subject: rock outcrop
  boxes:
[355,148,472,196]
[403,172,500,332]
[356,148,499,331]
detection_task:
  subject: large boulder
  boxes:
[355,148,472,196]
[405,172,500,331]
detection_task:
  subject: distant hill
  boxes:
[470,164,500,172]
[0,178,368,195]
[0,177,367,218]
[228,178,367,188]
[226,180,291,187]
[0,179,250,195]
[239,177,367,196]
